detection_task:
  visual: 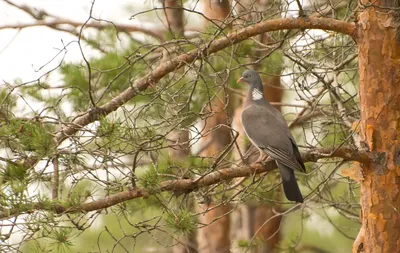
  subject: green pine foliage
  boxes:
[0,88,17,119]
[165,209,196,234]
[59,41,148,111]
[0,119,53,155]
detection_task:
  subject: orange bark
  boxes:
[356,2,400,252]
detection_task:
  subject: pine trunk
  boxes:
[197,2,233,252]
[355,1,400,252]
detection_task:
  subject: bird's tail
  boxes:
[276,162,304,203]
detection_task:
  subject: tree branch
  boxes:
[0,147,369,219]
[0,19,166,40]
[54,17,357,144]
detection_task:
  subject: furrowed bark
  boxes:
[355,1,400,252]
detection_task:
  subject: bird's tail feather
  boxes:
[277,162,303,203]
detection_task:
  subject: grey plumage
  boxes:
[238,70,305,203]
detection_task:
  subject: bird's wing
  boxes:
[290,138,306,172]
[263,146,304,172]
[241,103,304,172]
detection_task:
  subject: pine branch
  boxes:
[54,16,357,144]
[0,146,370,219]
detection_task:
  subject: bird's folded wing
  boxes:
[242,104,293,151]
[242,104,304,172]
[263,146,304,172]
[290,139,306,172]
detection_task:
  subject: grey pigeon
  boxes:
[238,70,305,203]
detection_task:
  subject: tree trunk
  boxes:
[197,204,232,253]
[169,129,198,253]
[197,2,233,253]
[252,205,282,253]
[162,0,184,38]
[197,96,233,253]
[355,2,400,252]
[160,2,197,252]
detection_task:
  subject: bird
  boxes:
[237,69,305,203]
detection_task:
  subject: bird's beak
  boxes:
[237,77,244,83]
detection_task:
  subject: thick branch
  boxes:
[54,17,356,144]
[0,147,369,219]
[158,147,370,192]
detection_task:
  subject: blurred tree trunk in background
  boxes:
[197,1,232,253]
[162,0,184,38]
[354,0,400,252]
[161,1,197,252]
[170,126,197,253]
[161,0,188,168]
[197,96,233,253]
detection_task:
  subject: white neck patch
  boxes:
[252,88,263,100]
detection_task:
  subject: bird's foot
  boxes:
[255,154,267,164]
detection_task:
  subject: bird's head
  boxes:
[237,70,262,85]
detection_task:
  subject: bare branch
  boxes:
[0,19,166,40]
[54,17,357,144]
